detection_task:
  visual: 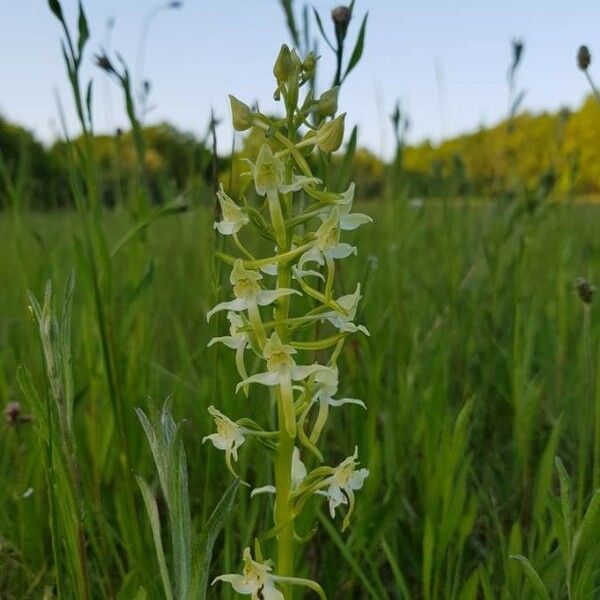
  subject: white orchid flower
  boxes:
[236,332,333,436]
[308,368,366,443]
[213,548,326,600]
[213,548,283,600]
[298,208,357,272]
[202,406,247,477]
[208,311,249,382]
[252,447,307,497]
[331,182,373,230]
[245,144,321,196]
[206,260,298,328]
[245,144,321,248]
[321,447,369,531]
[325,284,369,335]
[214,184,249,235]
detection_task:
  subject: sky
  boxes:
[1,0,599,159]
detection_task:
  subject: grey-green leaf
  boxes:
[192,478,240,599]
[136,475,174,600]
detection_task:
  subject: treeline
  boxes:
[0,117,218,209]
[401,96,600,200]
[2,95,600,209]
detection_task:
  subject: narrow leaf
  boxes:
[192,478,241,598]
[77,1,90,54]
[136,476,174,600]
[509,555,551,600]
[312,8,335,53]
[48,0,63,21]
[342,13,368,82]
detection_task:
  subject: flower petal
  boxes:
[207,334,244,350]
[257,288,301,306]
[236,371,280,392]
[212,574,254,594]
[339,213,372,231]
[328,397,367,409]
[328,243,357,260]
[291,364,333,382]
[251,485,276,497]
[206,298,248,321]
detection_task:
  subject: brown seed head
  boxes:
[576,277,595,304]
[578,45,591,71]
[331,6,352,41]
[4,402,21,426]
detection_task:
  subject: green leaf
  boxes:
[532,417,562,523]
[312,7,335,53]
[48,0,63,21]
[572,490,600,579]
[136,475,174,600]
[555,456,573,560]
[342,12,368,83]
[317,508,380,598]
[192,478,240,599]
[77,1,90,54]
[17,365,47,441]
[279,0,299,47]
[509,555,551,600]
[333,125,357,190]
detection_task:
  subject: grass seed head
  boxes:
[576,277,595,304]
[578,45,591,71]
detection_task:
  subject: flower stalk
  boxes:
[206,44,372,598]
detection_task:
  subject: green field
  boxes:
[4,1,600,598]
[2,197,600,598]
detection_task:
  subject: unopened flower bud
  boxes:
[254,144,285,195]
[273,44,293,84]
[302,52,318,78]
[316,113,345,152]
[578,45,591,71]
[576,277,595,304]
[317,87,339,118]
[229,95,254,131]
[331,6,352,42]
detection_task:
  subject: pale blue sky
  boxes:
[1,1,598,158]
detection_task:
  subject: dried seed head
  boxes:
[332,5,351,27]
[331,6,352,42]
[4,402,31,426]
[577,45,591,71]
[576,277,595,304]
[94,52,115,75]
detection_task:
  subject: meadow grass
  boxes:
[2,195,600,598]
